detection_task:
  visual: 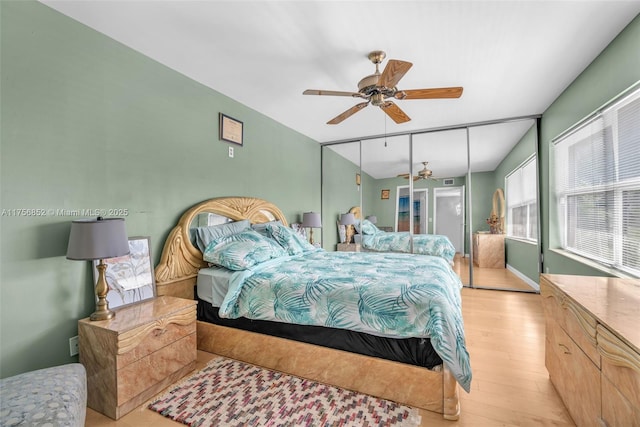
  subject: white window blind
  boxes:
[552,85,640,275]
[506,156,538,241]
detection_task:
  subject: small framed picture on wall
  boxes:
[381,189,390,200]
[219,113,243,146]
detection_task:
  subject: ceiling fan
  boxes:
[398,162,439,181]
[303,50,463,125]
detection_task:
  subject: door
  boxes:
[434,186,464,254]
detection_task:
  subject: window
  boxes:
[506,156,538,241]
[553,86,640,275]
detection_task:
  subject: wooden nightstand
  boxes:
[472,233,505,268]
[337,243,361,252]
[78,296,197,420]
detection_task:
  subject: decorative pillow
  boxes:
[193,219,251,252]
[251,220,282,237]
[266,222,317,255]
[360,219,380,235]
[203,229,286,270]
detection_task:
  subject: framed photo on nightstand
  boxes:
[93,236,156,309]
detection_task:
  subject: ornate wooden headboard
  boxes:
[154,197,288,299]
[349,206,361,219]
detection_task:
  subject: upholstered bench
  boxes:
[0,363,87,426]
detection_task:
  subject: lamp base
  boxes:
[90,309,115,321]
[345,225,355,244]
[91,260,115,321]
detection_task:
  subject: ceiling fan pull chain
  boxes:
[384,115,387,147]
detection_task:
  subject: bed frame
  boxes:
[154,196,460,420]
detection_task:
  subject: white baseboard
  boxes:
[506,264,539,291]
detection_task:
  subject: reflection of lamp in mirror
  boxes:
[66,217,129,321]
[301,212,322,245]
[340,213,356,244]
[365,215,377,224]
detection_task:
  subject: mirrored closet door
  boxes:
[411,129,469,284]
[467,119,540,292]
[321,141,361,250]
[321,116,542,293]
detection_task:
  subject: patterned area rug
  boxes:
[149,357,421,426]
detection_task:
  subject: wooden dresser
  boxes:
[472,233,505,268]
[79,296,197,419]
[540,274,640,426]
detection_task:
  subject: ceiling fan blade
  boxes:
[380,101,411,124]
[396,87,464,100]
[303,89,363,98]
[397,173,410,178]
[378,60,413,89]
[327,102,369,125]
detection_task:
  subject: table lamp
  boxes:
[340,213,356,244]
[67,217,129,321]
[301,212,322,244]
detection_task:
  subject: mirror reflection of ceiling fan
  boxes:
[398,162,439,181]
[303,50,463,125]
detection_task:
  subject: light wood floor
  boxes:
[454,255,538,292]
[85,288,574,426]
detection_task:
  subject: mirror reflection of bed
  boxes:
[323,117,541,294]
[155,196,470,420]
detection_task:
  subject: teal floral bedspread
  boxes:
[356,219,456,263]
[362,232,457,263]
[218,250,472,392]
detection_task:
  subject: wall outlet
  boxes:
[228,146,234,158]
[69,335,79,356]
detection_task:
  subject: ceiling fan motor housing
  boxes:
[357,74,380,93]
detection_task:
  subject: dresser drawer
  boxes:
[117,307,196,369]
[541,278,599,368]
[545,318,601,426]
[597,324,640,425]
[117,333,196,405]
[601,374,640,427]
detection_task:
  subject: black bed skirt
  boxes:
[197,297,442,369]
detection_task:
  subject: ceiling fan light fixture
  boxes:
[371,93,385,106]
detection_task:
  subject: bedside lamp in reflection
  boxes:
[302,212,322,245]
[340,213,356,244]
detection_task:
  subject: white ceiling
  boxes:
[40,1,639,179]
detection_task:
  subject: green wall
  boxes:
[540,13,640,276]
[0,1,320,377]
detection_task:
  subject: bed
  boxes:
[154,196,470,420]
[349,206,457,263]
